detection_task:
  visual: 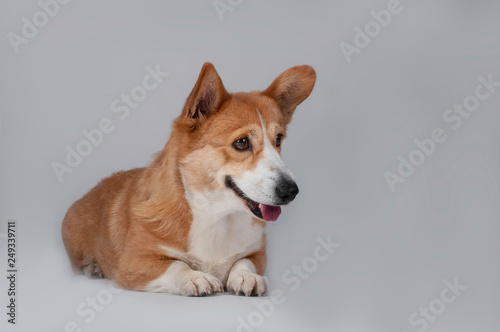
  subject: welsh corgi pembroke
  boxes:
[62,63,316,296]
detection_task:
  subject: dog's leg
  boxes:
[118,257,223,296]
[147,260,223,296]
[227,257,268,296]
[82,260,105,278]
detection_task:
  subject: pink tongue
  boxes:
[261,204,282,222]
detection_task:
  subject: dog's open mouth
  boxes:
[225,176,281,222]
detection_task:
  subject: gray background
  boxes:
[1,0,499,331]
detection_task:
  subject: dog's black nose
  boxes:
[275,178,299,204]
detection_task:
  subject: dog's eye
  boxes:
[233,137,250,151]
[276,134,284,147]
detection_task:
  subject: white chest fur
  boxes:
[188,209,263,280]
[162,185,264,282]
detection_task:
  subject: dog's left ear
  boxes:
[263,65,316,125]
[182,62,229,131]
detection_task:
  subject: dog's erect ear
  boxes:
[263,65,316,125]
[182,62,229,131]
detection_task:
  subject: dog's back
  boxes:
[62,168,144,278]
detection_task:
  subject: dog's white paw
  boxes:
[146,261,224,296]
[82,261,104,278]
[227,271,268,296]
[182,271,224,296]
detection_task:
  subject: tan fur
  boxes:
[62,63,316,294]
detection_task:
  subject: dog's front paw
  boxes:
[227,271,268,296]
[183,271,224,296]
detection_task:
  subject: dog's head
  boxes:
[176,63,316,222]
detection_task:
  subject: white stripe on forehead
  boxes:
[254,108,294,179]
[255,108,275,149]
[255,108,267,137]
[256,106,278,154]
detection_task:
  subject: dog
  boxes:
[62,62,316,296]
